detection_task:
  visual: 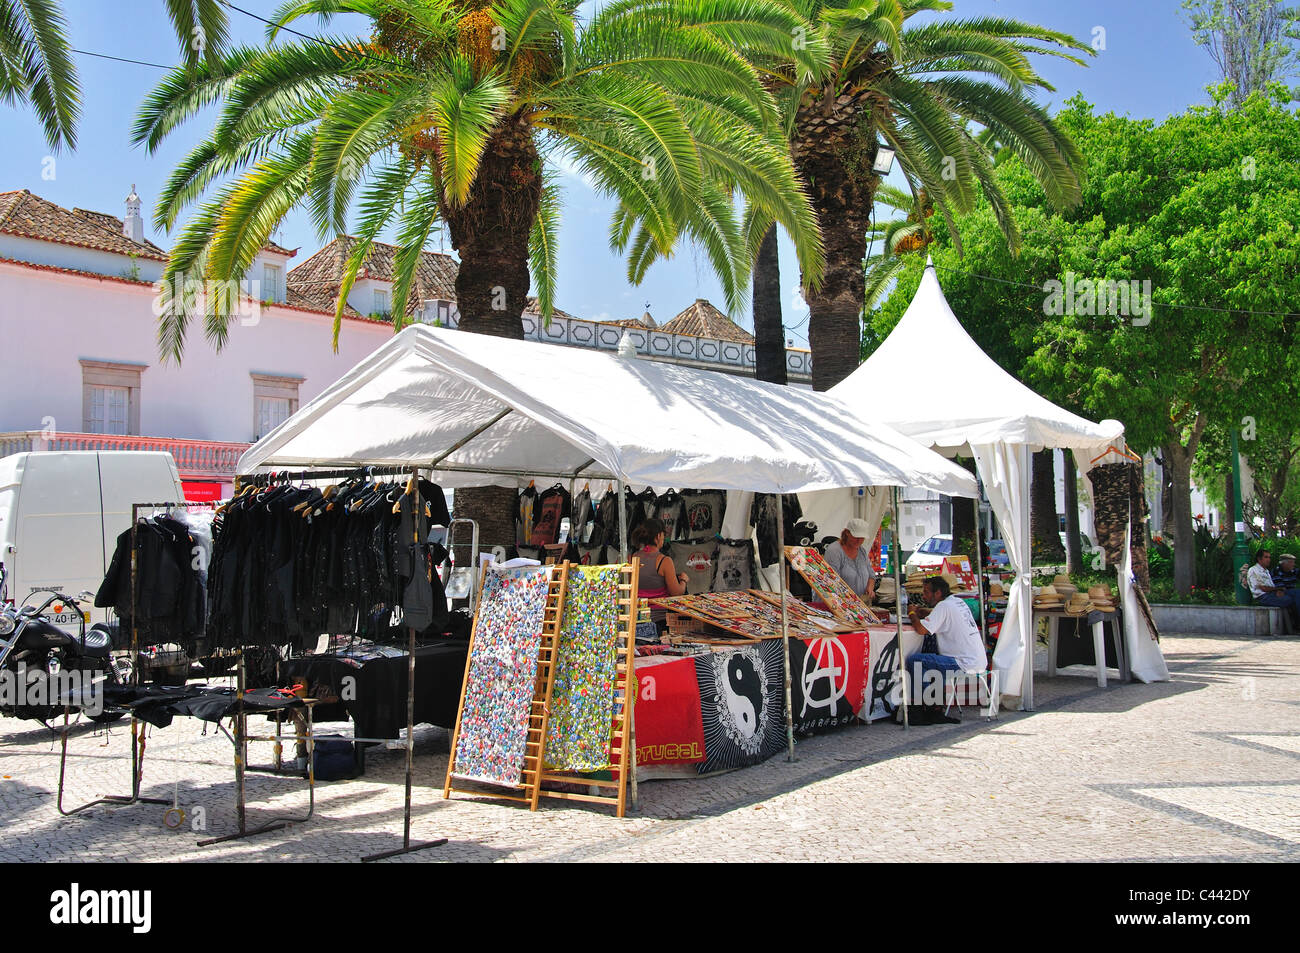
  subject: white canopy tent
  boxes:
[238,323,978,498]
[830,262,1168,709]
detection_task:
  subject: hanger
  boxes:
[1089,444,1141,466]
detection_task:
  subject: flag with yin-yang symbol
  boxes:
[693,640,786,773]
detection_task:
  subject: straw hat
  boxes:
[989,582,1005,598]
[1064,592,1093,616]
[1088,584,1113,600]
[1052,574,1078,596]
[939,571,963,592]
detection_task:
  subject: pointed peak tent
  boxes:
[832,260,1123,455]
[829,265,1165,711]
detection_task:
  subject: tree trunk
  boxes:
[442,116,544,559]
[1063,450,1084,573]
[1224,470,1235,539]
[752,224,787,385]
[1031,449,1064,564]
[1163,441,1197,595]
[790,86,879,392]
[950,457,977,558]
[1129,461,1151,591]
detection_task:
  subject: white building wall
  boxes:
[0,234,166,283]
[0,260,392,443]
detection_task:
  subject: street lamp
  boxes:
[872,142,896,176]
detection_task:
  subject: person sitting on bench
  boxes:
[1248,550,1299,627]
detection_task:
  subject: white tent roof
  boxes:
[831,263,1124,455]
[237,324,977,497]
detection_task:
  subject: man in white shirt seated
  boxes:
[824,518,877,603]
[905,575,988,724]
[1247,550,1299,627]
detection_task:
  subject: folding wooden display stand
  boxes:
[444,562,570,810]
[536,559,638,818]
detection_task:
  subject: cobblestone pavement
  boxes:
[1,633,1295,863]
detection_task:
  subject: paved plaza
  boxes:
[1,632,1296,863]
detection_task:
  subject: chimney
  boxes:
[123,184,144,244]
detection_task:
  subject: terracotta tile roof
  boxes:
[262,239,298,258]
[659,298,754,343]
[0,254,387,327]
[287,236,458,317]
[0,190,169,261]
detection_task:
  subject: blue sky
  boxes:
[1,0,1219,346]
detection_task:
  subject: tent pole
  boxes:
[617,476,629,563]
[893,486,908,729]
[1020,445,1035,711]
[777,493,795,761]
[973,478,990,657]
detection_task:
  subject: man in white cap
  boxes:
[824,518,877,603]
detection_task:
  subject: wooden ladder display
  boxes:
[536,559,639,818]
[444,563,569,809]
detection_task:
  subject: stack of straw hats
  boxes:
[1033,584,1063,609]
[1063,591,1094,616]
[1052,573,1078,598]
[1088,584,1115,611]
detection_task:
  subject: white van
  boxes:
[0,451,185,625]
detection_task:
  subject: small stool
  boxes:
[944,668,999,720]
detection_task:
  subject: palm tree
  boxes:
[2,0,231,150]
[749,0,1092,390]
[1,0,81,149]
[137,0,828,357]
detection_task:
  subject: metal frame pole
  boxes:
[972,478,990,651]
[363,466,448,861]
[617,476,629,563]
[777,494,795,760]
[892,487,908,729]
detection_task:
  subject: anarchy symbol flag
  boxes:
[787,632,869,735]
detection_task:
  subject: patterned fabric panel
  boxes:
[544,565,622,771]
[451,565,553,786]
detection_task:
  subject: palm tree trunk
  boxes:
[752,225,787,385]
[1031,449,1064,564]
[1063,450,1084,573]
[790,91,877,392]
[443,117,544,555]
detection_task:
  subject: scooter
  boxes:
[0,566,131,725]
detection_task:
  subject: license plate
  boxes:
[45,609,88,626]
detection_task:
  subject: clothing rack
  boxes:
[57,499,221,817]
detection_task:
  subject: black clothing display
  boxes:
[207,476,450,651]
[572,487,595,545]
[655,489,686,541]
[750,493,803,566]
[95,516,206,645]
[280,640,468,739]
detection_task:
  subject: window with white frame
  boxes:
[373,288,390,317]
[262,263,281,302]
[81,359,145,435]
[251,373,302,439]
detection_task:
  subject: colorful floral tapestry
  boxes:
[451,565,553,786]
[544,564,622,771]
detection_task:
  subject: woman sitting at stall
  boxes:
[824,518,877,603]
[633,518,689,598]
